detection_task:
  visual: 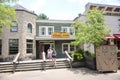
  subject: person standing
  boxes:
[47,47,52,59]
[51,48,57,65]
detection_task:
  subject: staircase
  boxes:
[0,58,70,73]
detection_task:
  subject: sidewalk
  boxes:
[0,68,120,80]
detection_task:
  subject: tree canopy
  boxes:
[37,13,49,20]
[72,8,110,47]
[0,0,17,33]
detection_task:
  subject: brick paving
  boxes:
[0,68,120,80]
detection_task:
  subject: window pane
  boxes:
[48,27,53,35]
[11,22,18,32]
[27,23,32,33]
[62,28,67,32]
[70,45,75,51]
[9,39,19,54]
[26,39,33,53]
[70,28,74,35]
[63,44,68,51]
[41,27,46,35]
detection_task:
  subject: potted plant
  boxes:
[84,51,96,70]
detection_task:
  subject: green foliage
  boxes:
[71,49,84,61]
[0,0,17,34]
[71,8,110,47]
[117,50,120,57]
[37,13,49,20]
[84,51,96,58]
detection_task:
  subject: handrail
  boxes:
[42,51,46,70]
[42,51,46,62]
[64,50,73,68]
[13,52,21,64]
[12,52,21,73]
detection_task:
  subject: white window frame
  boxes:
[39,26,54,36]
[62,43,76,53]
[61,27,75,36]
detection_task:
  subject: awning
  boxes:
[113,34,120,39]
[105,34,114,39]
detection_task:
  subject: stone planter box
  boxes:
[72,60,85,68]
[84,56,96,70]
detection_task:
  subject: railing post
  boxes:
[42,51,46,70]
[12,52,21,73]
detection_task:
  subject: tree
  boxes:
[72,8,110,49]
[37,13,49,20]
[0,0,17,34]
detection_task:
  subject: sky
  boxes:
[16,0,120,20]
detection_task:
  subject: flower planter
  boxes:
[84,55,96,70]
[72,59,85,68]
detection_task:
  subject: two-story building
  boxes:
[36,20,75,59]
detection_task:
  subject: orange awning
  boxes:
[105,34,114,39]
[113,34,120,39]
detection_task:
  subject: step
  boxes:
[0,59,71,72]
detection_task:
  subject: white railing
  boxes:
[42,51,46,70]
[13,52,21,64]
[12,52,21,73]
[64,50,73,68]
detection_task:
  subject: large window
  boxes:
[61,27,75,36]
[0,40,2,55]
[27,23,32,33]
[39,26,54,36]
[62,43,76,53]
[26,39,33,53]
[10,21,18,32]
[9,39,19,54]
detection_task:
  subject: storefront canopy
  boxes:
[113,34,120,39]
[105,34,114,39]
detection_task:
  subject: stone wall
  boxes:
[0,10,37,61]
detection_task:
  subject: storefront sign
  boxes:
[52,32,70,38]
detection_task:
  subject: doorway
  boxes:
[44,44,50,58]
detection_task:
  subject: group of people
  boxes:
[47,47,57,65]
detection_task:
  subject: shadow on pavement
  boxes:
[67,68,117,75]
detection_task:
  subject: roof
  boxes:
[36,20,75,24]
[13,4,37,16]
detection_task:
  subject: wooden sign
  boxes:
[52,32,70,38]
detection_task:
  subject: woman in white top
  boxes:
[47,47,52,59]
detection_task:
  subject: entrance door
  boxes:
[44,44,50,58]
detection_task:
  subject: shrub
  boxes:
[71,49,84,61]
[84,51,96,58]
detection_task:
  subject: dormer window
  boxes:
[27,23,32,33]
